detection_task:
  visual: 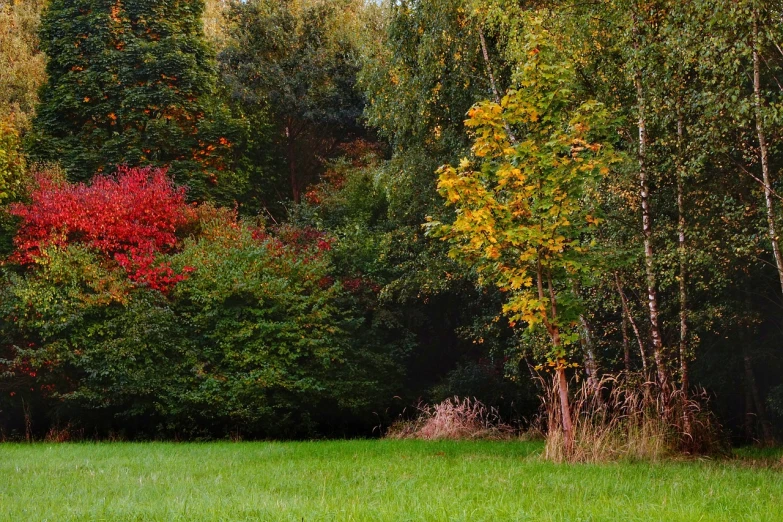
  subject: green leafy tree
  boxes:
[543,0,783,442]
[220,0,367,204]
[361,0,496,159]
[28,0,244,203]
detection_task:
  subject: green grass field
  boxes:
[1,440,781,521]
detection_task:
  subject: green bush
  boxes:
[0,214,408,438]
[0,123,25,204]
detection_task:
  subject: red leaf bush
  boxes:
[9,166,197,292]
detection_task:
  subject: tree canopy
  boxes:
[1,0,783,451]
[27,0,244,203]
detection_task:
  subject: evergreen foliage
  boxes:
[220,0,367,205]
[28,0,244,203]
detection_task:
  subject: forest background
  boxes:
[1,0,783,451]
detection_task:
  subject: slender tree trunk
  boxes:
[571,279,598,389]
[622,311,631,372]
[537,259,573,455]
[676,116,690,394]
[555,362,573,455]
[675,113,693,441]
[614,272,647,374]
[478,27,517,144]
[753,14,783,297]
[478,27,502,107]
[548,272,573,455]
[633,15,669,395]
[22,398,31,443]
[579,315,599,390]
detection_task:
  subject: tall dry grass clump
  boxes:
[541,374,727,463]
[386,396,515,440]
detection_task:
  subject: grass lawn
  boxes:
[1,440,782,521]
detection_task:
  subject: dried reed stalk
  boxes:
[541,374,726,463]
[387,396,515,441]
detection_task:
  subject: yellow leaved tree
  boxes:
[427,15,617,454]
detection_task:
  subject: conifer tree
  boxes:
[28,0,243,202]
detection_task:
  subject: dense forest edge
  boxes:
[1,0,783,460]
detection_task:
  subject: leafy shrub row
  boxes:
[0,167,404,439]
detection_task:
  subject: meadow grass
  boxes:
[1,440,781,521]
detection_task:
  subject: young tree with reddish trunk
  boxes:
[431,17,616,456]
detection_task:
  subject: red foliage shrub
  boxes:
[274,225,333,253]
[341,277,381,294]
[9,166,196,292]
